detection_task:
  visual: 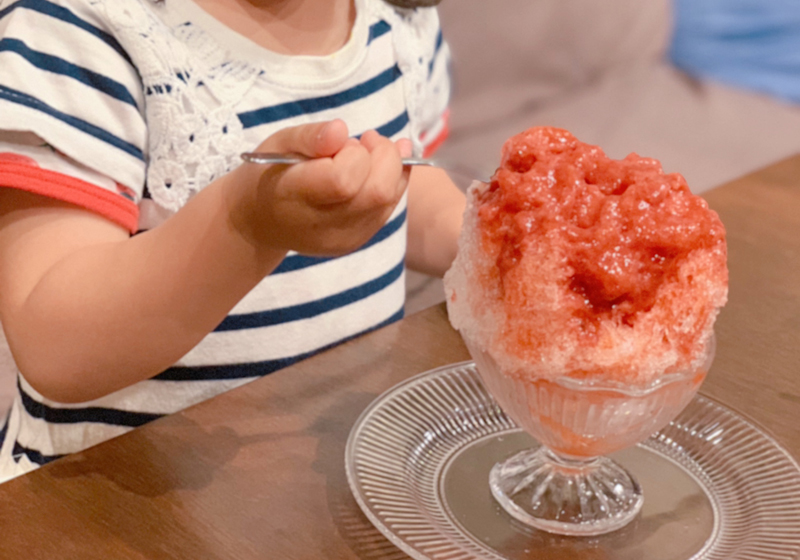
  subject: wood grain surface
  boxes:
[700,155,800,451]
[0,156,798,559]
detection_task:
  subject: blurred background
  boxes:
[406,0,800,315]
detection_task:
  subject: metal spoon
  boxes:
[241,152,434,167]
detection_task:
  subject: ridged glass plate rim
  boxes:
[345,361,800,560]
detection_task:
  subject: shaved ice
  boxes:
[444,127,728,385]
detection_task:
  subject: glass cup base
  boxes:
[489,446,644,536]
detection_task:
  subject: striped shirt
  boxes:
[0,0,450,481]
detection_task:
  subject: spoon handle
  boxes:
[241,152,433,167]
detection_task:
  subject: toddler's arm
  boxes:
[405,166,466,278]
[0,120,409,403]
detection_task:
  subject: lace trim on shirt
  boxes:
[376,2,442,157]
[95,0,439,211]
[93,0,259,212]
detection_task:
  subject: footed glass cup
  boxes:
[463,335,715,537]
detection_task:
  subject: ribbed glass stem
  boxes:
[489,446,644,536]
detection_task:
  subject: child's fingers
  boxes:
[395,138,413,159]
[256,119,350,158]
[341,137,361,150]
[361,131,413,178]
[321,141,372,204]
[360,131,411,156]
[360,131,413,159]
[314,120,351,156]
[359,133,408,207]
[359,130,383,153]
[286,140,371,206]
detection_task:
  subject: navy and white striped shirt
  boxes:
[0,0,450,481]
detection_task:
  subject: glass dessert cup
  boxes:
[462,334,715,537]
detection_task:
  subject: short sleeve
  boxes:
[417,23,451,158]
[382,3,451,158]
[0,0,147,231]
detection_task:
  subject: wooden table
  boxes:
[2,156,799,559]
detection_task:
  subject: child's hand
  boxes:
[231,119,412,257]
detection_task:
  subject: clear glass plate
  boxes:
[345,362,800,560]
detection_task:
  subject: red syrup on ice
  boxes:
[472,127,727,380]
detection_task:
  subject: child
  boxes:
[0,0,464,481]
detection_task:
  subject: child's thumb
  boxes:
[259,120,349,158]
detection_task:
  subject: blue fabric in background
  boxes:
[669,0,800,104]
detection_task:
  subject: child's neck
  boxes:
[192,0,357,56]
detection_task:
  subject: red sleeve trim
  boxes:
[421,108,450,159]
[0,161,139,234]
